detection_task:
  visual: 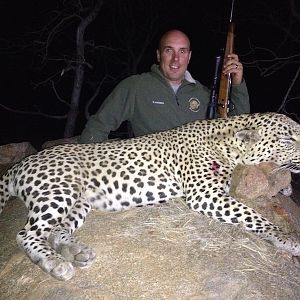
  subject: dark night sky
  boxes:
[0,0,299,148]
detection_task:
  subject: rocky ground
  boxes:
[1,196,300,300]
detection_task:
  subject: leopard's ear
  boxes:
[235,129,261,143]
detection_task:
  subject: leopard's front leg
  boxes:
[185,184,300,256]
[17,196,95,280]
[16,228,75,281]
[48,198,96,269]
[48,226,96,269]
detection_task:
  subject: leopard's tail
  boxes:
[0,169,16,216]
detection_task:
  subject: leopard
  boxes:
[0,112,300,281]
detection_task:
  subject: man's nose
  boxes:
[172,52,179,61]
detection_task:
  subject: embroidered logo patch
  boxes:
[188,98,200,112]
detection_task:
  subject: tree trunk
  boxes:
[64,0,103,137]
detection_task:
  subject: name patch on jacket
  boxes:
[152,100,165,105]
[188,98,200,112]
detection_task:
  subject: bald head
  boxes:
[158,30,191,52]
[156,30,192,85]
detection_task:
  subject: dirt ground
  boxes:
[1,196,300,300]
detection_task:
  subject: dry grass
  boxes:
[113,197,300,289]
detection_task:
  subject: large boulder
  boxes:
[0,197,300,299]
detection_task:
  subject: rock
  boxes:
[230,162,292,199]
[0,142,37,175]
[42,136,79,149]
[229,162,299,242]
[0,142,37,165]
[0,198,300,299]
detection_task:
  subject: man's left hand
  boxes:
[223,53,243,85]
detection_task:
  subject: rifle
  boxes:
[217,21,235,118]
[206,56,221,119]
[206,0,236,119]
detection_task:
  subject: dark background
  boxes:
[0,0,299,148]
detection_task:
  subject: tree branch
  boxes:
[277,65,300,113]
[0,103,67,119]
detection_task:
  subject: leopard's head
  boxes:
[235,113,300,173]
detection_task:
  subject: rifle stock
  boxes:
[217,22,235,118]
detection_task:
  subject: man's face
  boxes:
[157,31,191,85]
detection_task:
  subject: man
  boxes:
[79,30,250,143]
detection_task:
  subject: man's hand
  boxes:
[223,53,243,85]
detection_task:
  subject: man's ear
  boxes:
[235,129,261,143]
[156,49,160,62]
[188,50,192,64]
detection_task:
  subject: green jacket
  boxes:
[79,64,250,143]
